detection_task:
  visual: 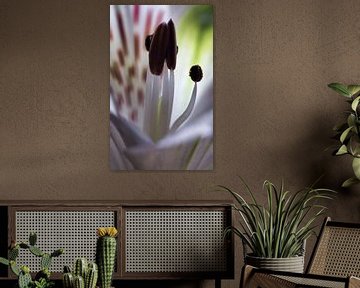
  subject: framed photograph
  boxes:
[110,5,213,170]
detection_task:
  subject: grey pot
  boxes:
[245,254,305,273]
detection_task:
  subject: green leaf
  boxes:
[0,257,9,266]
[347,85,360,97]
[340,126,353,143]
[352,157,360,179]
[342,177,360,188]
[348,135,360,156]
[328,83,351,97]
[336,145,348,155]
[347,114,356,128]
[10,261,20,276]
[351,96,360,111]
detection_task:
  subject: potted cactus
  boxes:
[96,227,118,288]
[62,258,98,288]
[0,232,64,288]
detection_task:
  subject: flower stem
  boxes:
[170,82,197,132]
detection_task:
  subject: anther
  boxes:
[149,22,169,75]
[145,34,153,51]
[166,19,177,70]
[189,65,203,82]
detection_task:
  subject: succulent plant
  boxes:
[32,278,54,288]
[96,227,118,288]
[62,259,98,288]
[0,232,63,288]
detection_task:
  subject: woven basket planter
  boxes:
[245,254,305,273]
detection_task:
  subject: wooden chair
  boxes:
[241,217,360,288]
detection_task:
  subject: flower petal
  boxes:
[124,111,213,170]
[110,113,153,147]
[124,135,212,170]
[109,121,134,170]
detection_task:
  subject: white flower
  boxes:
[110,5,213,170]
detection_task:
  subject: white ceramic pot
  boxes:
[245,254,305,273]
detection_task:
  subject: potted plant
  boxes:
[220,178,334,273]
[328,83,360,187]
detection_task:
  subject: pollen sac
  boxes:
[166,19,177,70]
[149,22,169,75]
[145,34,153,51]
[189,65,203,82]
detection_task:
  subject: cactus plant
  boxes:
[9,247,19,260]
[96,227,118,288]
[62,259,98,288]
[63,272,74,288]
[29,232,37,246]
[40,253,52,270]
[18,268,32,288]
[73,275,85,288]
[0,232,63,288]
[85,262,98,288]
[74,258,88,279]
[29,245,44,257]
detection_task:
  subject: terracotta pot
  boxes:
[245,254,305,273]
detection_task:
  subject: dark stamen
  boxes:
[149,22,169,75]
[189,65,203,82]
[145,34,153,51]
[166,19,177,70]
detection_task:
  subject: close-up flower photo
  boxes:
[110,5,213,170]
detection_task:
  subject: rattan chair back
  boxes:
[307,217,360,278]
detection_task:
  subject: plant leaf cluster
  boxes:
[221,178,335,258]
[328,83,360,187]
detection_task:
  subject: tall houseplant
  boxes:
[328,83,360,187]
[220,179,334,272]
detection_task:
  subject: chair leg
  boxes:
[240,265,255,288]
